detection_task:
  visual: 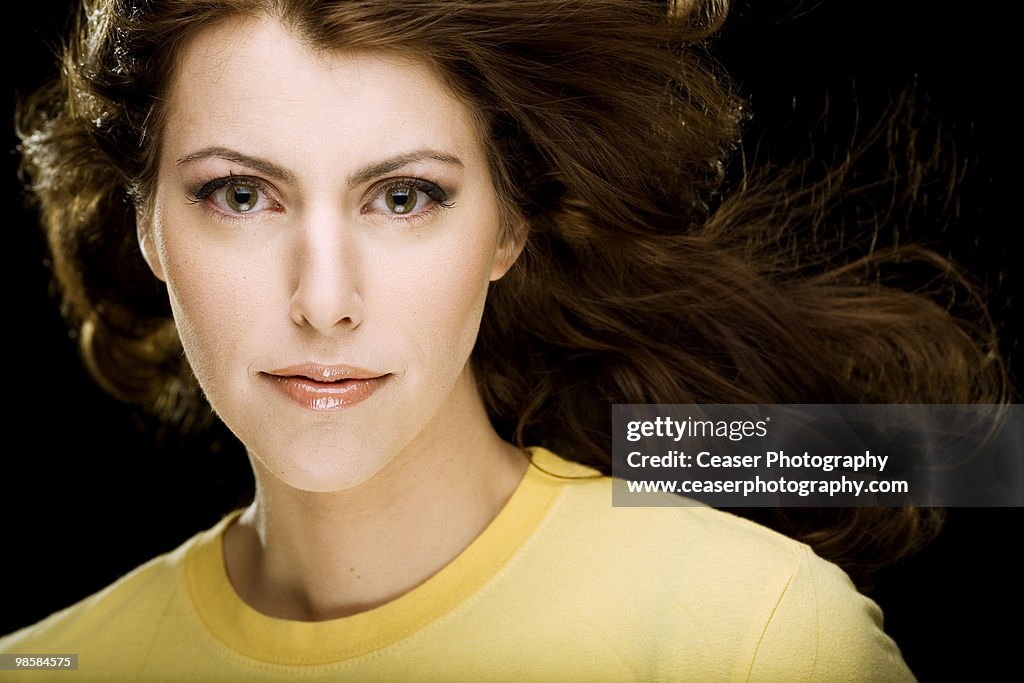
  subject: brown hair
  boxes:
[18,0,1008,585]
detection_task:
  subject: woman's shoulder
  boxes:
[526,447,916,680]
[530,445,818,566]
[0,513,233,664]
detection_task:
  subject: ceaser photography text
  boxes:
[614,404,1022,506]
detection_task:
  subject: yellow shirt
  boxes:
[0,448,914,681]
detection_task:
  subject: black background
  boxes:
[3,1,1020,680]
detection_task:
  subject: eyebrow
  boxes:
[176,147,295,183]
[175,146,465,188]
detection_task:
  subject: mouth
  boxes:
[263,364,390,411]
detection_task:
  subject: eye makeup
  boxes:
[184,172,457,225]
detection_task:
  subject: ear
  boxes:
[489,217,528,282]
[136,207,166,282]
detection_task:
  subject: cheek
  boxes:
[160,237,269,386]
[388,228,499,365]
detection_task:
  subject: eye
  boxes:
[366,179,452,219]
[189,176,280,217]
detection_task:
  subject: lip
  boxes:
[263,364,389,411]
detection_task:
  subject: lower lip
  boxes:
[266,374,388,411]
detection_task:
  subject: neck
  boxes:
[222,370,528,621]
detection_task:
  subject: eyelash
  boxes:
[186,175,455,224]
[366,178,456,225]
[187,176,273,222]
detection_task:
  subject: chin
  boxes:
[248,436,401,493]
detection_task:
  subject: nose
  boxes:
[288,208,365,332]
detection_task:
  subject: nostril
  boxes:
[288,286,364,332]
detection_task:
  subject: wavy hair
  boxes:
[17,0,1008,585]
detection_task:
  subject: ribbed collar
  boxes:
[184,447,587,665]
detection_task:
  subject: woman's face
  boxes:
[139,16,520,491]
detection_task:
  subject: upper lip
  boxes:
[265,363,387,382]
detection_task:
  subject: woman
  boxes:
[1,0,1006,680]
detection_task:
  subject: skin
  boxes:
[137,15,529,620]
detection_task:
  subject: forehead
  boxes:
[160,14,486,173]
